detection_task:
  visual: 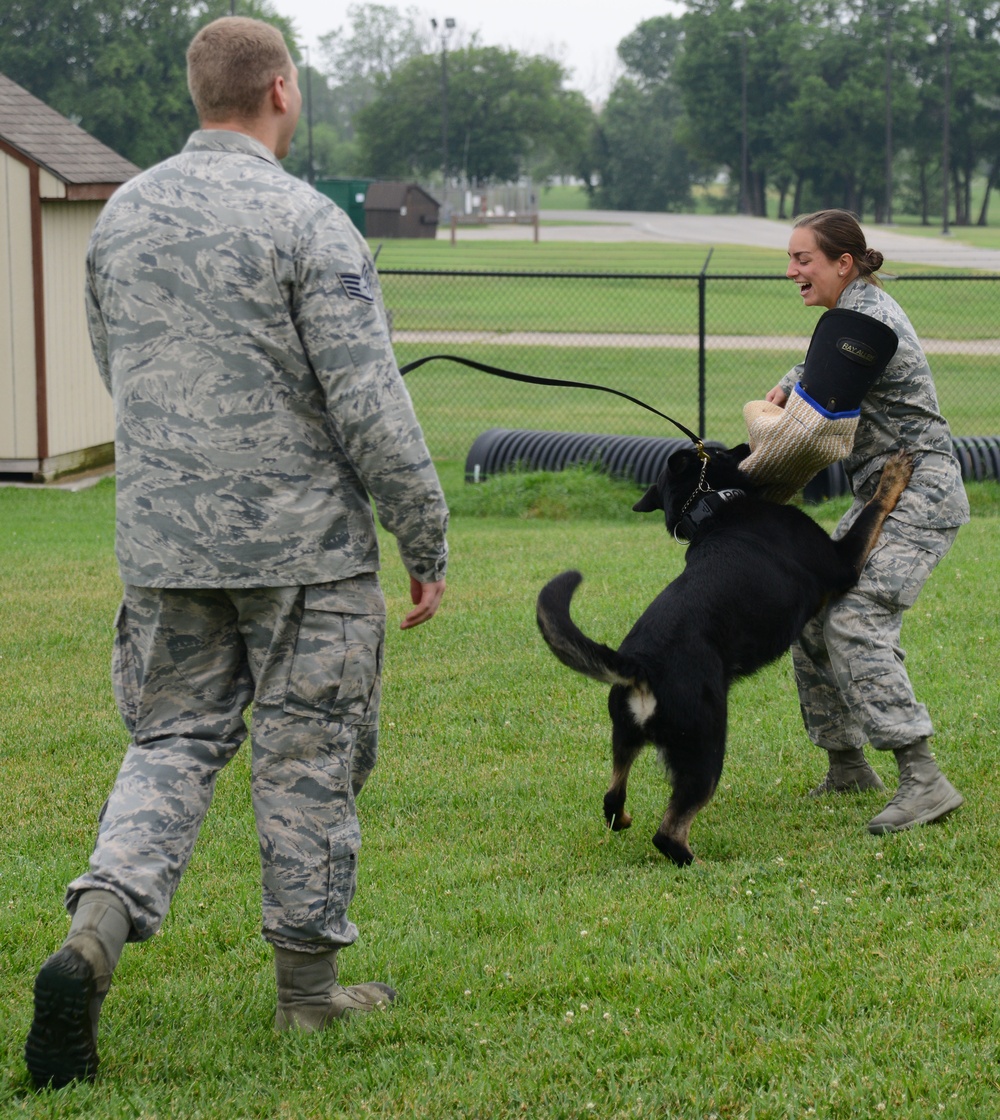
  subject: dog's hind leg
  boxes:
[651,728,726,867]
[603,708,646,832]
[834,450,913,578]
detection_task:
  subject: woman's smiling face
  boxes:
[786,226,855,309]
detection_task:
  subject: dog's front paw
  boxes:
[652,830,694,867]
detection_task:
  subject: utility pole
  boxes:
[739,31,749,214]
[305,47,314,185]
[884,3,893,223]
[431,18,456,188]
[942,0,951,234]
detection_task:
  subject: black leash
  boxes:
[398,353,706,452]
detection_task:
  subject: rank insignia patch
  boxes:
[338,264,375,303]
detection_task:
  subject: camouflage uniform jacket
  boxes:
[779,279,970,529]
[86,130,448,588]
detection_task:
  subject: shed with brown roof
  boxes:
[364,182,440,239]
[0,73,140,480]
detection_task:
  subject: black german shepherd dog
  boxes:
[536,443,913,866]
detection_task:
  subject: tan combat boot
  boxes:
[809,747,886,797]
[25,890,131,1089]
[867,740,964,835]
[274,947,396,1032]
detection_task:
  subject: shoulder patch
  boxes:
[338,264,375,303]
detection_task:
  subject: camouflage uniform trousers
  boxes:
[66,574,385,953]
[792,514,959,753]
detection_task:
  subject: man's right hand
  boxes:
[400,577,445,630]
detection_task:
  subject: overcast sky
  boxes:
[272,0,685,102]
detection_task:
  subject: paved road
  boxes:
[442,209,1000,271]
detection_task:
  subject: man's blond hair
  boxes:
[187,16,292,123]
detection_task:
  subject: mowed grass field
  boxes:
[2,473,999,1119]
[391,343,999,487]
[3,232,1000,1117]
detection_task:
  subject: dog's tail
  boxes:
[536,571,638,687]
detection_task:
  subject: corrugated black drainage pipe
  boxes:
[803,434,1000,502]
[466,429,1000,497]
[465,429,723,488]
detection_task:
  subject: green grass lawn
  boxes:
[381,265,998,338]
[2,476,999,1118]
[373,238,780,274]
[372,237,992,279]
[390,343,1000,478]
[371,238,1000,480]
[537,184,593,211]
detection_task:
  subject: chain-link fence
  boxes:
[384,269,1000,482]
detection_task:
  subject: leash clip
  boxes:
[673,453,713,545]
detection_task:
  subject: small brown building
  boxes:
[0,73,140,480]
[364,182,440,239]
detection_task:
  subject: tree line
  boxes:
[645,0,1000,225]
[1,0,997,224]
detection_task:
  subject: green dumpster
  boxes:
[314,178,373,236]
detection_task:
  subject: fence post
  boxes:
[698,248,714,440]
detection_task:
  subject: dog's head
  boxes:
[633,443,752,533]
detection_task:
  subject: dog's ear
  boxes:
[666,448,693,475]
[729,442,751,462]
[633,484,663,513]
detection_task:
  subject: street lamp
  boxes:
[431,18,456,188]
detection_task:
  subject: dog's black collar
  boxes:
[675,488,746,542]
